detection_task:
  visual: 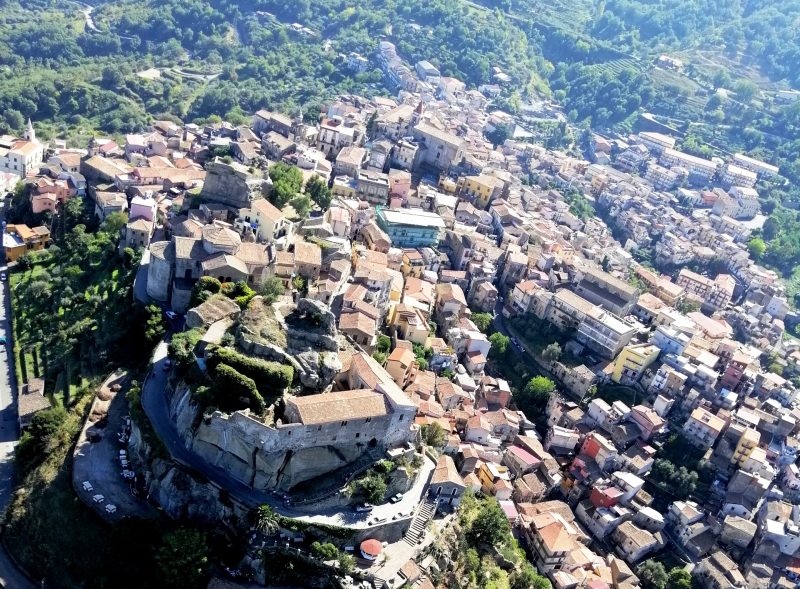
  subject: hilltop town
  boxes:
[3,42,800,589]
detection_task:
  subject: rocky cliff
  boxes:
[237,297,342,391]
[199,159,271,209]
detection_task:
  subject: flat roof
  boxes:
[379,208,446,229]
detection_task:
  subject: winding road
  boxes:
[142,342,434,528]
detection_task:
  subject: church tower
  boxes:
[24,118,36,142]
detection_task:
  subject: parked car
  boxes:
[0,273,6,281]
[354,503,373,513]
[0,337,6,346]
[162,359,172,371]
[164,311,177,320]
[389,493,403,504]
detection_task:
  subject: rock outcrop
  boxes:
[237,297,341,392]
[199,159,271,209]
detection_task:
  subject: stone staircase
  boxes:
[403,499,437,546]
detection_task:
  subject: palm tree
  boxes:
[251,505,279,536]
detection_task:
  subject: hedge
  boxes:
[206,346,294,393]
[214,363,266,414]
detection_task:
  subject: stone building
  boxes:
[191,351,416,492]
[146,220,270,312]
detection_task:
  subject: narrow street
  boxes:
[0,197,37,588]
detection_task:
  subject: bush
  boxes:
[15,406,68,473]
[310,541,339,560]
[168,328,204,370]
[219,281,256,308]
[206,346,294,393]
[373,460,395,474]
[190,276,222,308]
[355,474,387,504]
[376,334,391,354]
[213,363,266,413]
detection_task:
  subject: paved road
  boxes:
[0,200,37,587]
[142,342,434,527]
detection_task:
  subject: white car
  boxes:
[354,503,373,513]
[165,311,177,320]
[82,481,93,492]
[92,494,104,504]
[105,504,117,514]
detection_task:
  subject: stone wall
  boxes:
[200,160,271,209]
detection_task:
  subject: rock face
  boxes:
[238,297,341,392]
[200,159,271,209]
[189,407,368,492]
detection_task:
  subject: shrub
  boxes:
[213,363,266,413]
[168,328,204,370]
[206,346,294,393]
[373,460,395,474]
[355,474,387,504]
[190,276,222,308]
[310,541,339,560]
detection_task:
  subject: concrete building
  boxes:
[683,407,726,449]
[376,207,445,248]
[612,344,661,384]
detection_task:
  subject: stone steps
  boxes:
[403,499,437,546]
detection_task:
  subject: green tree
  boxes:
[472,312,493,333]
[143,304,166,349]
[338,552,355,574]
[747,237,766,260]
[356,473,387,504]
[15,406,68,472]
[305,175,331,209]
[310,541,339,560]
[372,351,387,364]
[290,194,312,219]
[667,568,692,589]
[486,123,512,147]
[712,69,731,89]
[259,276,285,304]
[521,376,556,408]
[251,505,279,536]
[154,529,209,589]
[542,342,562,362]
[101,211,128,236]
[637,561,668,589]
[420,422,447,448]
[734,80,758,103]
[269,162,303,208]
[489,332,509,358]
[510,563,552,589]
[466,499,509,548]
[376,334,391,354]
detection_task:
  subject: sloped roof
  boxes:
[286,389,387,425]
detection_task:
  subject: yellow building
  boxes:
[612,343,661,384]
[456,173,504,210]
[3,224,50,263]
[732,428,760,468]
[389,304,430,345]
